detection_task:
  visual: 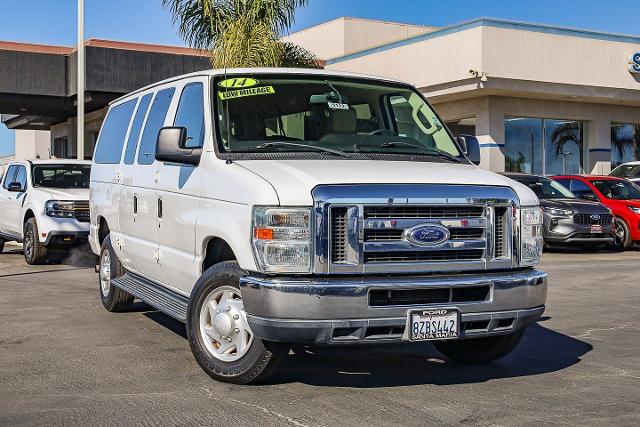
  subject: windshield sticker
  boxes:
[218,86,275,101]
[218,77,259,89]
[328,102,349,110]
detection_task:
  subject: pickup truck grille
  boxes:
[73,201,90,223]
[317,184,517,274]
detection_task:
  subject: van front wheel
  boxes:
[187,261,287,384]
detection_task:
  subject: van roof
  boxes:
[110,67,409,105]
[10,159,91,166]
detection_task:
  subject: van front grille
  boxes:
[330,207,349,263]
[364,249,484,264]
[369,285,490,307]
[364,206,484,219]
[494,207,508,258]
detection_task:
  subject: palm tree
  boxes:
[163,0,319,68]
[611,123,640,167]
[550,121,583,173]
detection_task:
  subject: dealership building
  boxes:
[2,17,640,175]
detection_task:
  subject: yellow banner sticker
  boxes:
[218,77,259,89]
[218,86,275,100]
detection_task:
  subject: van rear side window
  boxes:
[138,87,176,165]
[123,93,153,164]
[94,100,136,164]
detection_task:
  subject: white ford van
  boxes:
[90,68,547,384]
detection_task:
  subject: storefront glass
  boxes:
[611,123,640,168]
[543,119,583,175]
[504,117,543,174]
[505,117,584,175]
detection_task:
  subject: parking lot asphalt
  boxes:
[1,242,639,426]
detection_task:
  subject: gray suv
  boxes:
[504,173,614,248]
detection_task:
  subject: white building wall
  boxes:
[14,130,51,160]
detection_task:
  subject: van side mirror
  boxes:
[7,182,25,192]
[456,135,481,166]
[155,127,202,166]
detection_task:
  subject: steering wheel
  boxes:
[368,129,396,136]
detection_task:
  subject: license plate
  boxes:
[408,308,459,341]
[591,224,603,233]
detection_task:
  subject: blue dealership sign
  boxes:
[629,52,640,74]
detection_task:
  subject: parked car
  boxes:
[503,173,613,249]
[609,161,640,184]
[91,68,547,384]
[0,159,91,264]
[553,175,640,249]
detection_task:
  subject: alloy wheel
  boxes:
[24,226,34,260]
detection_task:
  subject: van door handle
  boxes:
[133,195,138,214]
[157,198,163,219]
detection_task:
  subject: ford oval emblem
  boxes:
[404,224,450,246]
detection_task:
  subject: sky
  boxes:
[1,0,639,156]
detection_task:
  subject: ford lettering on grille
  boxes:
[405,224,450,246]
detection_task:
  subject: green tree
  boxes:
[163,0,319,68]
[611,124,640,166]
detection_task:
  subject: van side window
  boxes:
[14,166,27,189]
[123,93,153,164]
[94,99,137,164]
[174,83,205,149]
[2,165,18,189]
[138,87,176,165]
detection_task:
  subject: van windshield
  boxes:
[32,164,91,189]
[213,75,462,161]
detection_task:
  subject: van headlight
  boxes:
[251,207,312,273]
[45,200,76,218]
[520,206,543,266]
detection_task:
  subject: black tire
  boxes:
[612,219,632,251]
[187,261,287,384]
[99,236,134,312]
[433,329,524,364]
[23,218,48,265]
[0,238,4,253]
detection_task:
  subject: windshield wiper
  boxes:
[380,141,462,163]
[252,141,351,158]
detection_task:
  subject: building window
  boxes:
[446,118,476,138]
[505,117,584,175]
[611,123,640,168]
[53,136,75,159]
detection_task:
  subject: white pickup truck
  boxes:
[90,68,547,384]
[0,159,91,264]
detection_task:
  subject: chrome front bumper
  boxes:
[240,268,547,344]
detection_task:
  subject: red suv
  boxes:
[553,175,640,249]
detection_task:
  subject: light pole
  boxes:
[76,0,85,160]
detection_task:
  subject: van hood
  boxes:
[235,160,539,206]
[39,188,89,201]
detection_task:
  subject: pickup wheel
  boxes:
[23,218,48,265]
[433,329,524,364]
[187,261,287,384]
[99,236,134,312]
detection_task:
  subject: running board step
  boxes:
[111,273,188,322]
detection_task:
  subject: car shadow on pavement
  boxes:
[263,322,592,387]
[139,308,592,388]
